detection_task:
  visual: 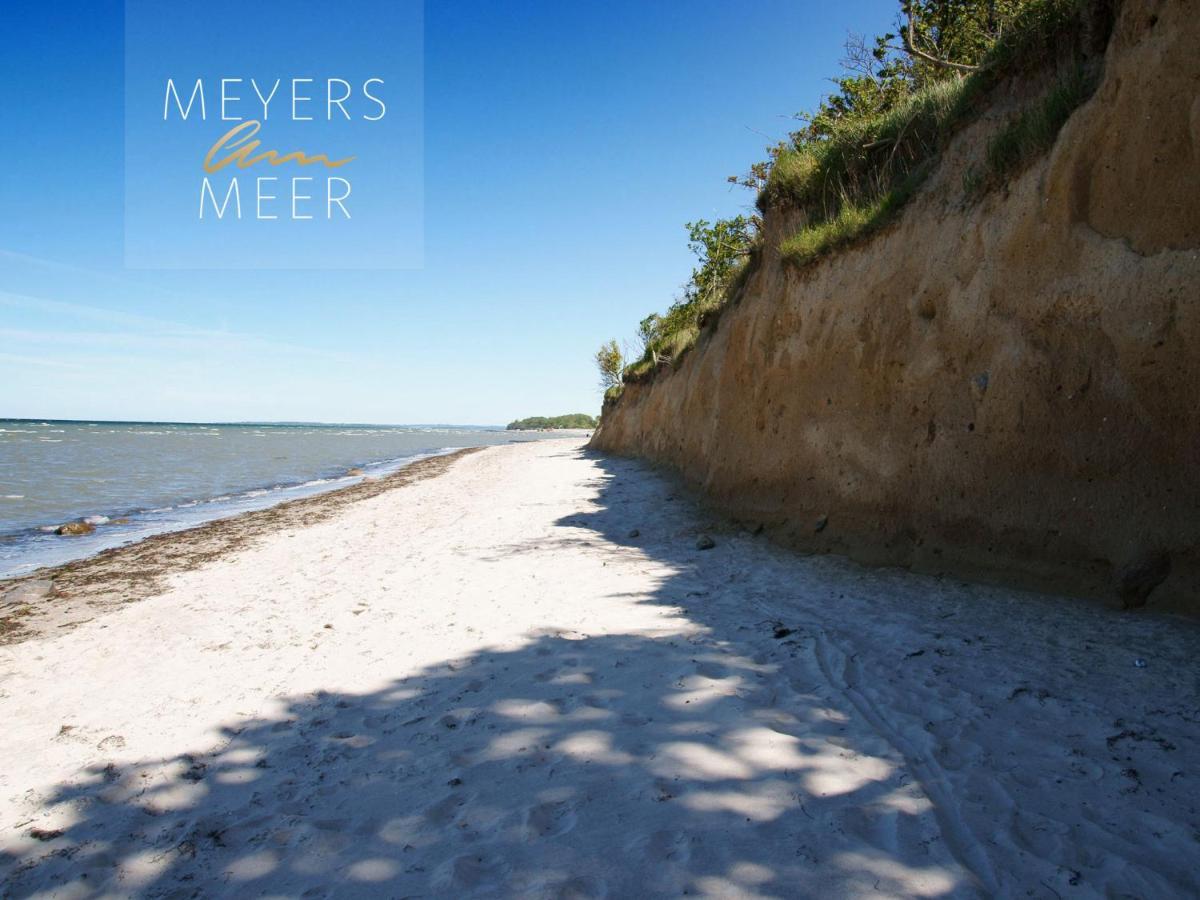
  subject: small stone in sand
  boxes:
[1116,551,1171,608]
[814,515,829,533]
[695,534,716,550]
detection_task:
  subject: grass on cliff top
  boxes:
[608,0,1109,397]
[966,62,1097,196]
[763,76,970,220]
[621,253,754,383]
[623,322,702,382]
[767,0,1105,269]
[779,163,930,266]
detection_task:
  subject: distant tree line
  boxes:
[507,414,598,431]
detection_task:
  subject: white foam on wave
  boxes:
[0,431,501,578]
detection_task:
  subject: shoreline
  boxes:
[0,450,454,581]
[0,423,592,581]
[0,447,482,646]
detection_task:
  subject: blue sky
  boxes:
[1,0,894,425]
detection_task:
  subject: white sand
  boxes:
[1,439,1197,897]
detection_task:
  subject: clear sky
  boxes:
[1,0,895,425]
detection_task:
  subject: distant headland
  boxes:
[506,414,597,431]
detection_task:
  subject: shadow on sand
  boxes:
[11,449,1189,897]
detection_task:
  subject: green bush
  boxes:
[507,414,598,431]
[764,0,1101,270]
[608,0,1109,391]
[595,339,624,392]
[622,218,756,379]
[762,77,968,219]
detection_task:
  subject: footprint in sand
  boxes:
[523,799,578,841]
[425,792,470,826]
[559,876,608,899]
[631,828,691,865]
[692,660,728,679]
[528,874,608,898]
[96,734,126,751]
[837,803,898,850]
[432,852,512,890]
[52,724,94,745]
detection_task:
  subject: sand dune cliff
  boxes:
[593,0,1200,611]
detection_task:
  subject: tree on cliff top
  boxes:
[610,0,1095,389]
[730,0,1033,193]
[596,340,624,394]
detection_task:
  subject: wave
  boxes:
[0,425,581,578]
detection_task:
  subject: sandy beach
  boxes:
[1,439,1197,898]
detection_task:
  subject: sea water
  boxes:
[0,420,576,578]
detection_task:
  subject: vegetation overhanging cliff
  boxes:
[592,0,1200,611]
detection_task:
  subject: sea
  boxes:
[0,419,579,578]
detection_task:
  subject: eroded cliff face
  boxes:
[592,0,1200,611]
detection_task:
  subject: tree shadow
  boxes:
[5,449,1194,898]
[1,624,966,898]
